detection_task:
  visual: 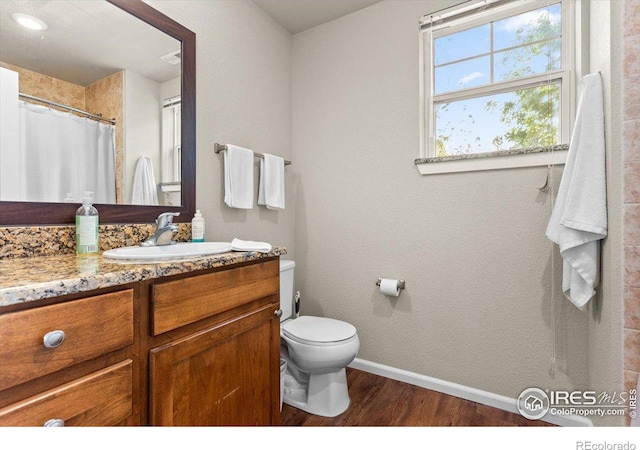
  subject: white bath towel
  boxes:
[545,73,607,310]
[131,156,159,205]
[224,144,254,209]
[258,153,285,210]
[231,238,272,253]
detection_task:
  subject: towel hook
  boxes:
[538,165,551,193]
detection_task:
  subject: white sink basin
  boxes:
[103,242,232,260]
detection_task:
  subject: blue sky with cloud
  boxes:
[431,3,562,154]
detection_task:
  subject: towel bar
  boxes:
[214,143,291,166]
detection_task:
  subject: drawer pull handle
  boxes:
[43,330,66,349]
[274,309,283,317]
[44,418,65,427]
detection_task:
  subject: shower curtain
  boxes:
[17,101,116,203]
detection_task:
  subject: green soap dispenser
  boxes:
[76,191,99,254]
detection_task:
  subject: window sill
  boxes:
[159,182,181,193]
[414,145,568,175]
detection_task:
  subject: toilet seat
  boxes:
[282,316,356,346]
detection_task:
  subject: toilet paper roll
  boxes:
[379,278,400,297]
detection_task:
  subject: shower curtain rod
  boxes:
[19,93,116,125]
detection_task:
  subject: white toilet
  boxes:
[279,260,360,417]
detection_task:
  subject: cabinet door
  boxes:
[149,302,280,426]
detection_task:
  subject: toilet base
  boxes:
[283,367,350,417]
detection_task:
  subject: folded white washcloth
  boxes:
[224,144,254,209]
[258,153,285,210]
[545,73,607,310]
[231,238,272,253]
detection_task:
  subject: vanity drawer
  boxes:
[0,359,133,426]
[151,260,279,335]
[0,290,134,391]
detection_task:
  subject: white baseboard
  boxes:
[348,358,593,427]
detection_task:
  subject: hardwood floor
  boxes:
[281,368,554,426]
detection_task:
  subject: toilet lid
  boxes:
[282,316,356,344]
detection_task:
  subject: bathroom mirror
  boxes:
[0,0,195,225]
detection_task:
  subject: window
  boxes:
[419,0,577,173]
[162,96,182,183]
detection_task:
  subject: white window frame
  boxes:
[417,0,581,175]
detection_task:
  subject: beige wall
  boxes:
[147,0,295,254]
[124,69,162,204]
[291,0,622,402]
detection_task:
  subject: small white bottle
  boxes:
[76,191,99,254]
[191,210,205,242]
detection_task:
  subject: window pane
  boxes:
[494,38,561,81]
[434,83,560,156]
[493,3,561,51]
[434,24,490,65]
[435,56,490,95]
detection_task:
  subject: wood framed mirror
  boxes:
[0,0,195,225]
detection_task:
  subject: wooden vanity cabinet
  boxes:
[0,289,136,426]
[0,257,282,427]
[147,259,281,426]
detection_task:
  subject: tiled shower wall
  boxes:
[623,0,640,425]
[85,72,125,202]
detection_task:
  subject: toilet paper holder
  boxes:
[376,278,405,290]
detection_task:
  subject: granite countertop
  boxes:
[0,247,287,307]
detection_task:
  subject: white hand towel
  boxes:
[231,238,272,253]
[545,73,607,310]
[258,153,285,210]
[131,156,159,205]
[224,144,254,209]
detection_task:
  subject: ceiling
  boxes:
[252,0,384,34]
[0,0,385,87]
[0,1,181,86]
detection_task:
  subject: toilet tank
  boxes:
[279,260,295,322]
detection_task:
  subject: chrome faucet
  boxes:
[141,212,180,246]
